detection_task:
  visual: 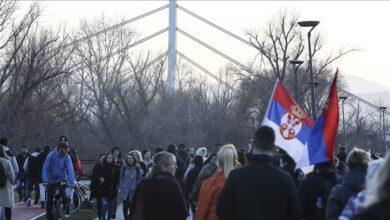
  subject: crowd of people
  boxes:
[0,126,390,220]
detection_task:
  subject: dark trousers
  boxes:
[27,178,40,205]
[123,200,132,220]
[45,184,68,220]
[4,207,11,220]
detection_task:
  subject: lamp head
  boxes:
[289,60,304,65]
[298,21,320,28]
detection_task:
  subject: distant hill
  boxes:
[344,75,390,105]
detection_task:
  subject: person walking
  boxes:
[326,148,370,220]
[24,147,41,207]
[38,145,50,209]
[0,146,15,220]
[196,144,238,220]
[118,153,142,220]
[216,126,301,220]
[90,153,105,220]
[299,160,339,220]
[99,153,120,220]
[16,146,29,202]
[130,151,188,220]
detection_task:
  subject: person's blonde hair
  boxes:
[364,152,390,207]
[346,147,371,170]
[129,150,143,162]
[218,144,238,178]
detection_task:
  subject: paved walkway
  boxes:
[10,202,46,220]
[94,204,193,220]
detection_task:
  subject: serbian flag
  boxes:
[262,80,314,166]
[296,71,339,167]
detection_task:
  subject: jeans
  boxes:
[16,177,27,201]
[100,197,115,220]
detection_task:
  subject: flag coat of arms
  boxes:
[262,80,314,166]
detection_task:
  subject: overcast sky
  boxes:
[27,1,390,93]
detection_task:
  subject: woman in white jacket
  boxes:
[0,146,15,220]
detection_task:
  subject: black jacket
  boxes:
[217,154,301,220]
[325,168,366,220]
[130,171,188,220]
[299,171,339,220]
[351,198,390,220]
[89,162,104,200]
[184,166,202,200]
[99,162,120,199]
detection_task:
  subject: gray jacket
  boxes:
[118,164,142,201]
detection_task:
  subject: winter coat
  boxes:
[190,156,218,203]
[89,162,103,200]
[118,164,142,201]
[130,171,188,220]
[326,168,366,220]
[216,154,301,220]
[196,171,226,220]
[0,158,15,208]
[350,198,390,220]
[99,162,120,199]
[139,159,153,177]
[42,148,75,185]
[24,152,40,180]
[3,146,19,178]
[184,165,202,200]
[299,171,339,220]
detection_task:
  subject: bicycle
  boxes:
[51,181,70,220]
[69,181,98,214]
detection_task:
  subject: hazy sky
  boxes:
[26,1,390,93]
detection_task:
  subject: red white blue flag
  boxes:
[262,80,314,167]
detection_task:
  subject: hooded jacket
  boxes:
[325,168,366,220]
[42,148,75,185]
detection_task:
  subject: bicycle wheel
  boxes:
[54,197,61,220]
[69,189,82,214]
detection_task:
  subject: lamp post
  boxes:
[298,20,320,119]
[289,60,304,104]
[379,106,387,152]
[339,96,348,147]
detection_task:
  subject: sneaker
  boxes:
[65,208,70,218]
[27,198,31,207]
[34,203,40,208]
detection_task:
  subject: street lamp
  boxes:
[339,96,348,147]
[289,60,304,104]
[298,20,320,119]
[379,106,387,152]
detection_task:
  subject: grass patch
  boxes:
[35,209,97,220]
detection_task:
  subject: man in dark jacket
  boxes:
[184,155,203,215]
[299,160,339,220]
[16,146,30,202]
[326,148,370,220]
[217,126,301,220]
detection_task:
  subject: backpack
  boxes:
[27,155,40,178]
[0,162,7,187]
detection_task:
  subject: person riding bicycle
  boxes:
[42,136,75,220]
